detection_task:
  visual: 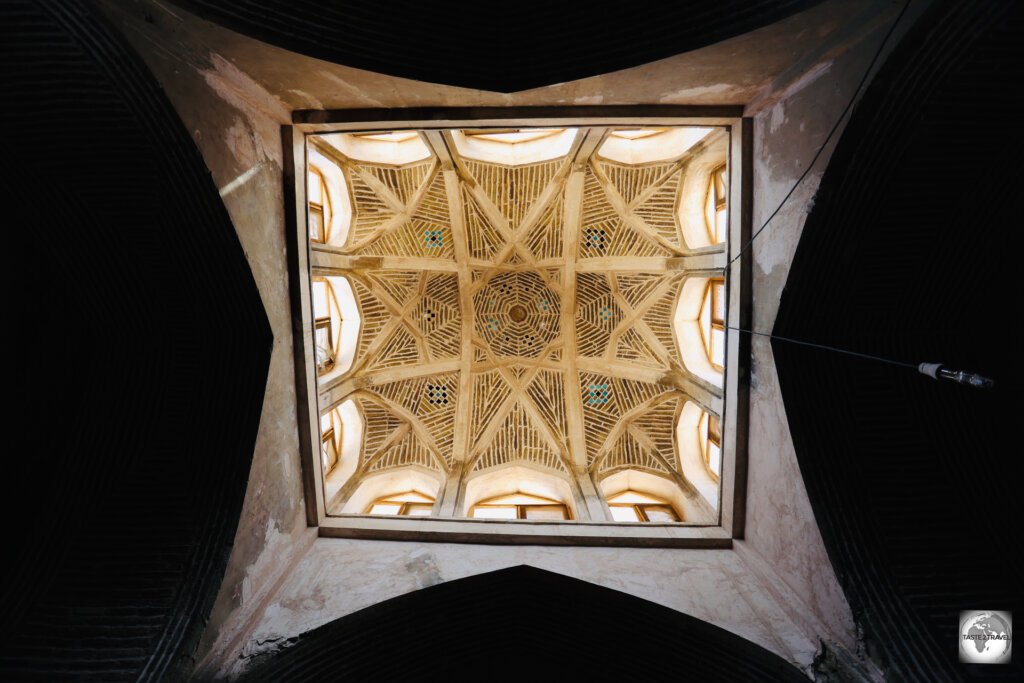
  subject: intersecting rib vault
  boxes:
[306,125,731,525]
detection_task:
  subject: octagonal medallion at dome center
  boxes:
[473,271,559,358]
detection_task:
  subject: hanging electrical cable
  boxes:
[731,327,995,389]
[718,0,993,389]
[729,0,913,269]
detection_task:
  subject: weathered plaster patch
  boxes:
[749,349,762,394]
[287,89,324,110]
[780,60,834,106]
[405,551,443,589]
[241,622,299,660]
[659,82,735,103]
[769,101,788,134]
[201,54,286,167]
[224,117,260,170]
[320,71,388,108]
[240,518,301,605]
[752,195,808,278]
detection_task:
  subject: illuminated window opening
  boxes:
[608,127,669,140]
[451,127,578,165]
[339,467,441,516]
[352,131,420,143]
[699,278,726,371]
[308,167,330,243]
[310,276,360,379]
[320,408,340,474]
[307,147,354,246]
[598,126,713,164]
[317,132,432,165]
[704,164,727,244]
[462,128,562,144]
[470,492,570,520]
[321,399,362,499]
[366,491,435,516]
[606,490,682,522]
[674,401,721,509]
[312,277,336,374]
[673,276,724,387]
[697,411,722,479]
[462,465,577,519]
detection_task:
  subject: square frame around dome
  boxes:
[285,107,751,547]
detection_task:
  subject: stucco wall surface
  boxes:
[741,1,930,662]
[237,540,821,676]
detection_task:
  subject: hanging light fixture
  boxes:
[917,363,994,389]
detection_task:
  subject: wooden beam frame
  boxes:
[285,110,750,547]
[310,137,442,254]
[425,131,478,514]
[294,105,745,127]
[603,273,682,361]
[560,133,594,474]
[588,158,687,257]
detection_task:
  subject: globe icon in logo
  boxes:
[959,611,1012,664]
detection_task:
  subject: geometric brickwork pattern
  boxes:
[310,128,726,511]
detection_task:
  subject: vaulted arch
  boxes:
[237,566,810,682]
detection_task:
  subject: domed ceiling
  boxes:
[308,126,730,522]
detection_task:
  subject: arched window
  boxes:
[320,399,362,499]
[352,131,420,143]
[608,127,669,140]
[366,491,435,516]
[606,491,682,522]
[698,411,722,478]
[601,127,714,165]
[451,128,577,165]
[312,277,336,374]
[311,276,360,378]
[308,167,330,243]
[699,278,725,371]
[470,493,570,520]
[320,408,340,474]
[674,276,725,387]
[673,401,722,510]
[705,164,727,244]
[462,128,561,144]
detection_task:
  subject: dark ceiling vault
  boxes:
[235,566,809,681]
[1,0,1020,680]
[773,0,1022,680]
[166,0,825,92]
[1,0,271,679]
